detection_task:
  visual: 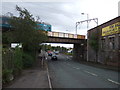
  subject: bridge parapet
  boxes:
[47,31,85,39]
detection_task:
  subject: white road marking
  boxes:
[75,68,80,70]
[72,67,80,70]
[67,57,70,60]
[84,70,98,76]
[72,67,78,69]
[73,67,76,69]
[107,79,120,85]
[66,56,72,60]
[46,63,52,89]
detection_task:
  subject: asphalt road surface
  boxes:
[48,54,120,88]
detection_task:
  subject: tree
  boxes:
[8,5,47,52]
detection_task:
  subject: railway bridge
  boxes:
[44,31,87,61]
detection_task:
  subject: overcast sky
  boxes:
[1,0,120,48]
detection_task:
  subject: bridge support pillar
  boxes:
[73,43,86,61]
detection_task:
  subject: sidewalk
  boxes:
[3,56,49,88]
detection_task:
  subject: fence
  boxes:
[2,49,14,70]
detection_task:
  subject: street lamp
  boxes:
[81,13,89,30]
[75,13,98,35]
[75,22,79,34]
[75,13,89,34]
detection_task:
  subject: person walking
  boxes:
[38,50,48,68]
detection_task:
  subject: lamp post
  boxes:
[75,14,98,35]
[76,13,98,62]
[81,13,89,30]
[75,22,79,34]
[75,13,89,34]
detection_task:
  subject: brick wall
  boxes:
[87,16,120,66]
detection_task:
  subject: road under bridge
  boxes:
[46,35,87,61]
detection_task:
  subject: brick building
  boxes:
[87,16,120,66]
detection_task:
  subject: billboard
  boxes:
[102,22,120,36]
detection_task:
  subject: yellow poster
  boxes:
[102,22,120,36]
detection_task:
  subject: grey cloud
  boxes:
[2,2,86,34]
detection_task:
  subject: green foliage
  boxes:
[88,32,99,62]
[8,5,47,52]
[89,33,99,52]
[64,53,73,55]
[2,5,48,84]
[2,48,23,84]
[40,44,68,52]
[2,69,13,84]
[2,48,14,70]
[22,52,34,68]
[13,47,23,72]
[2,33,9,44]
[2,49,13,84]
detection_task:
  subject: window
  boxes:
[109,37,115,49]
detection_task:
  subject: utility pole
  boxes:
[75,18,98,34]
[75,16,98,62]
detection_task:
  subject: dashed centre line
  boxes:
[84,70,98,76]
[63,60,119,86]
[75,68,80,70]
[107,79,120,85]
[73,67,76,69]
[64,62,80,70]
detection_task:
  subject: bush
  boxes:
[2,47,36,85]
[2,69,13,84]
[2,48,14,84]
[22,52,34,68]
[64,52,73,55]
[13,48,23,73]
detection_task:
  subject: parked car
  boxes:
[48,53,52,56]
[51,54,58,60]
[48,51,52,56]
[55,51,59,55]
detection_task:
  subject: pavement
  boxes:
[3,56,49,89]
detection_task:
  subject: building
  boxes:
[36,22,52,31]
[87,16,120,67]
[0,16,52,32]
[0,16,12,31]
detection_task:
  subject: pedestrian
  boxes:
[38,50,48,68]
